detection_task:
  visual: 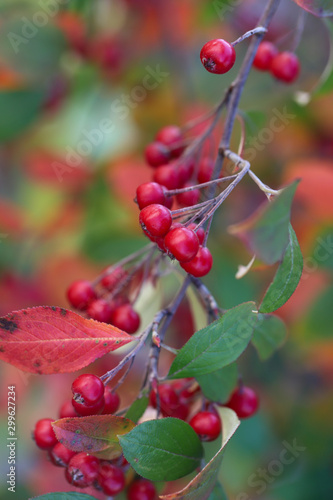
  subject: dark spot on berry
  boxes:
[0,318,18,333]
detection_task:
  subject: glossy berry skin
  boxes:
[136,182,166,209]
[72,396,105,416]
[59,399,78,418]
[271,52,300,83]
[33,418,58,450]
[65,452,99,488]
[188,223,205,245]
[189,411,222,442]
[176,184,201,208]
[145,141,170,168]
[139,204,172,238]
[111,304,141,334]
[49,442,76,467]
[253,41,278,71]
[102,387,120,414]
[67,280,96,310]
[156,125,184,158]
[164,227,200,263]
[127,478,157,500]
[226,386,259,419]
[98,462,126,496]
[101,266,127,291]
[150,383,180,417]
[87,299,113,323]
[180,246,213,277]
[153,165,180,190]
[72,374,105,406]
[200,39,236,74]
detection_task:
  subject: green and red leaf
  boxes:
[0,306,135,374]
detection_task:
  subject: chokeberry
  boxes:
[72,374,105,406]
[153,165,181,190]
[49,442,76,467]
[127,478,157,500]
[150,383,180,417]
[188,223,205,245]
[67,280,96,310]
[139,204,172,237]
[98,462,126,496]
[197,157,214,184]
[136,182,166,209]
[253,41,278,71]
[59,399,78,418]
[271,51,300,83]
[164,227,200,263]
[189,410,222,442]
[200,39,236,74]
[156,125,184,157]
[176,183,201,208]
[145,141,170,167]
[225,386,259,418]
[33,418,58,450]
[111,304,141,334]
[72,396,105,416]
[87,298,113,323]
[65,452,99,488]
[101,266,127,291]
[102,387,121,414]
[180,246,213,277]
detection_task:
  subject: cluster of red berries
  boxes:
[33,373,157,499]
[253,41,300,83]
[67,268,141,334]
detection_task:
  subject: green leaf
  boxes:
[160,408,239,500]
[303,285,333,339]
[252,314,287,360]
[52,415,135,460]
[119,418,204,481]
[0,89,44,142]
[196,363,238,404]
[260,226,303,313]
[30,494,97,500]
[125,396,149,423]
[168,303,258,379]
[229,182,299,265]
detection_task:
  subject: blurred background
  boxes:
[0,0,332,498]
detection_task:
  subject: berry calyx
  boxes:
[270,51,300,83]
[156,125,184,157]
[87,299,113,323]
[103,387,121,414]
[136,182,166,209]
[180,246,213,277]
[139,204,172,237]
[111,304,141,334]
[65,452,99,488]
[49,442,76,467]
[145,141,170,167]
[225,386,259,418]
[200,39,236,74]
[72,374,105,406]
[127,478,157,500]
[189,410,222,442]
[98,462,126,496]
[67,280,96,310]
[33,418,58,450]
[164,227,200,263]
[253,41,278,71]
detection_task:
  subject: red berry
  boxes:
[149,383,180,417]
[271,51,300,83]
[49,442,76,467]
[65,452,99,488]
[253,41,278,71]
[33,418,58,450]
[164,227,199,263]
[188,223,205,245]
[189,411,222,442]
[200,39,236,74]
[59,399,78,418]
[198,158,214,184]
[101,266,127,291]
[176,184,200,207]
[87,299,113,323]
[111,304,141,334]
[153,165,181,190]
[225,386,259,419]
[72,396,105,416]
[139,204,172,237]
[156,125,184,157]
[178,159,195,185]
[72,374,104,406]
[98,462,126,496]
[145,141,170,168]
[180,246,213,277]
[136,182,166,209]
[67,280,96,310]
[127,479,157,500]
[170,402,190,420]
[102,387,121,414]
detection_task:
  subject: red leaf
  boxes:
[0,306,135,374]
[292,0,333,17]
[52,415,136,460]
